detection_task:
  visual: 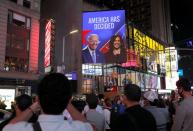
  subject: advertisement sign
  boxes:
[65,71,77,80]
[0,89,15,109]
[165,47,179,90]
[82,64,102,75]
[133,28,165,73]
[165,73,179,90]
[82,10,127,64]
[145,74,159,89]
[165,47,178,77]
[44,19,55,73]
[133,28,164,52]
[44,20,52,68]
[117,71,160,89]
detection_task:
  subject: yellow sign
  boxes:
[133,28,164,52]
[131,28,165,65]
[128,27,165,73]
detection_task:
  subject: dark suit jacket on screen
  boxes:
[82,47,105,63]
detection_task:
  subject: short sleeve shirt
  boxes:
[3,114,93,131]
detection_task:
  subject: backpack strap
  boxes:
[104,108,111,128]
[105,120,111,128]
[32,121,42,131]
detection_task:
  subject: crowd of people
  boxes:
[0,73,193,131]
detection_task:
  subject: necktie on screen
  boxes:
[92,51,96,63]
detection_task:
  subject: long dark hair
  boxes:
[109,35,125,54]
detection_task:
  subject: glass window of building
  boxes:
[23,0,31,8]
[5,11,31,72]
[9,0,17,3]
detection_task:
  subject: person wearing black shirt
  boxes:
[111,84,156,131]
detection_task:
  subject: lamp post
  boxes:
[60,29,78,73]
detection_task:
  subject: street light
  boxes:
[69,29,79,35]
[60,29,78,73]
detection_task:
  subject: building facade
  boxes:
[39,0,174,94]
[0,0,40,96]
[83,0,173,44]
[39,0,82,92]
[81,0,174,93]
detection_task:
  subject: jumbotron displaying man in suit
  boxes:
[82,34,105,63]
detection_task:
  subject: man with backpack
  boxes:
[103,98,112,131]
[3,73,95,131]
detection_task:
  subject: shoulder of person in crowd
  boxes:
[103,106,112,111]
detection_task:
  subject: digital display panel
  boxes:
[82,10,127,64]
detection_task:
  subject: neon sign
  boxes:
[44,20,51,67]
[44,19,55,70]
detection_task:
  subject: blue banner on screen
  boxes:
[82,10,127,64]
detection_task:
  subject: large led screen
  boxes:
[82,10,127,64]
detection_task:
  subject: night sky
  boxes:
[170,0,193,42]
[170,0,193,81]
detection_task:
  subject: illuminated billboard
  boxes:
[165,47,179,90]
[44,19,55,72]
[44,20,51,67]
[65,71,77,80]
[165,47,178,77]
[82,64,102,75]
[132,27,165,73]
[133,28,164,52]
[82,10,127,64]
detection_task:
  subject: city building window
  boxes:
[5,11,31,72]
[13,13,26,27]
[26,18,31,29]
[23,0,31,8]
[8,11,31,29]
[9,0,17,3]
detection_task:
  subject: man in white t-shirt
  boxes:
[3,73,95,131]
[83,105,103,114]
[85,94,105,131]
[103,98,112,131]
[82,94,103,115]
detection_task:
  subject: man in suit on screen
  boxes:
[82,34,105,63]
